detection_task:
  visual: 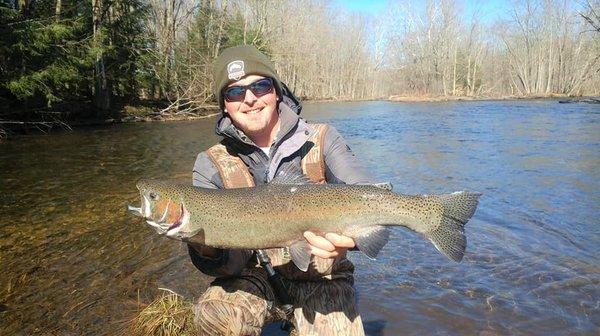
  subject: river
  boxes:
[0,100,598,335]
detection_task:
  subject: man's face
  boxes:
[223,75,278,138]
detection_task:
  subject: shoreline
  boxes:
[0,104,221,139]
[77,110,222,126]
[2,95,598,140]
[304,94,600,104]
[387,94,600,103]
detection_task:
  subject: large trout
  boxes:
[128,174,480,271]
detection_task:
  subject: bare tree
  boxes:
[579,0,600,32]
[140,0,599,106]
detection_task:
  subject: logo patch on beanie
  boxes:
[227,61,245,80]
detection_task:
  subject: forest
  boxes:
[1,0,599,125]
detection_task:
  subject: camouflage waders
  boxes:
[194,266,364,335]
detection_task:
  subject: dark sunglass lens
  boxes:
[224,86,245,102]
[251,78,273,96]
[224,78,273,102]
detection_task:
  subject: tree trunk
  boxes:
[55,0,62,21]
[213,0,228,58]
[92,0,110,113]
[452,45,457,96]
[17,0,27,12]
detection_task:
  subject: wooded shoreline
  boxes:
[2,94,598,141]
[2,0,598,136]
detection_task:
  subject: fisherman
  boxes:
[188,45,372,335]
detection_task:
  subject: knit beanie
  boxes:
[213,45,283,110]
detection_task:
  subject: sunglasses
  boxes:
[223,78,274,102]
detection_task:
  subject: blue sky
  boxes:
[334,0,389,15]
[331,0,517,57]
[333,0,512,22]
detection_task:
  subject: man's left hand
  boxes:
[303,231,356,259]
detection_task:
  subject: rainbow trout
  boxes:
[128,175,480,271]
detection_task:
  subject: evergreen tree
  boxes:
[0,0,94,116]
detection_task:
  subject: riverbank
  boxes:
[387,93,600,103]
[117,103,220,122]
[0,101,221,140]
[302,94,600,104]
[2,95,598,140]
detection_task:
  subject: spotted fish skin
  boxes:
[132,178,481,268]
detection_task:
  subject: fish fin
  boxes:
[270,164,312,185]
[426,191,481,262]
[289,240,312,272]
[353,225,390,259]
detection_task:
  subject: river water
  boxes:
[0,100,598,335]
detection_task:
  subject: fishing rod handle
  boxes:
[255,250,294,316]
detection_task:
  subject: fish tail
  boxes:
[426,191,481,262]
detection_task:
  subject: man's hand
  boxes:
[303,231,356,259]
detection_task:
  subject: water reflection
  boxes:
[1,101,598,335]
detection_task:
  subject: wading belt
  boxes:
[205,123,329,327]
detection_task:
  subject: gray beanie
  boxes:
[213,45,283,110]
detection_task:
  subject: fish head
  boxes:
[130,179,189,236]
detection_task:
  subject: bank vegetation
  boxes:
[1,0,599,132]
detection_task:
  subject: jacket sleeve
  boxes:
[192,152,223,189]
[188,151,254,276]
[322,126,375,185]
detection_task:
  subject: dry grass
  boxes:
[127,288,199,336]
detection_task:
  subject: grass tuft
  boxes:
[127,288,199,336]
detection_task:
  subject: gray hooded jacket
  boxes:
[189,103,372,278]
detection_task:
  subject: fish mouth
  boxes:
[127,205,143,217]
[132,194,152,218]
[128,193,151,217]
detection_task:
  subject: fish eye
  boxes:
[149,192,159,201]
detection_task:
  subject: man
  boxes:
[189,45,371,335]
